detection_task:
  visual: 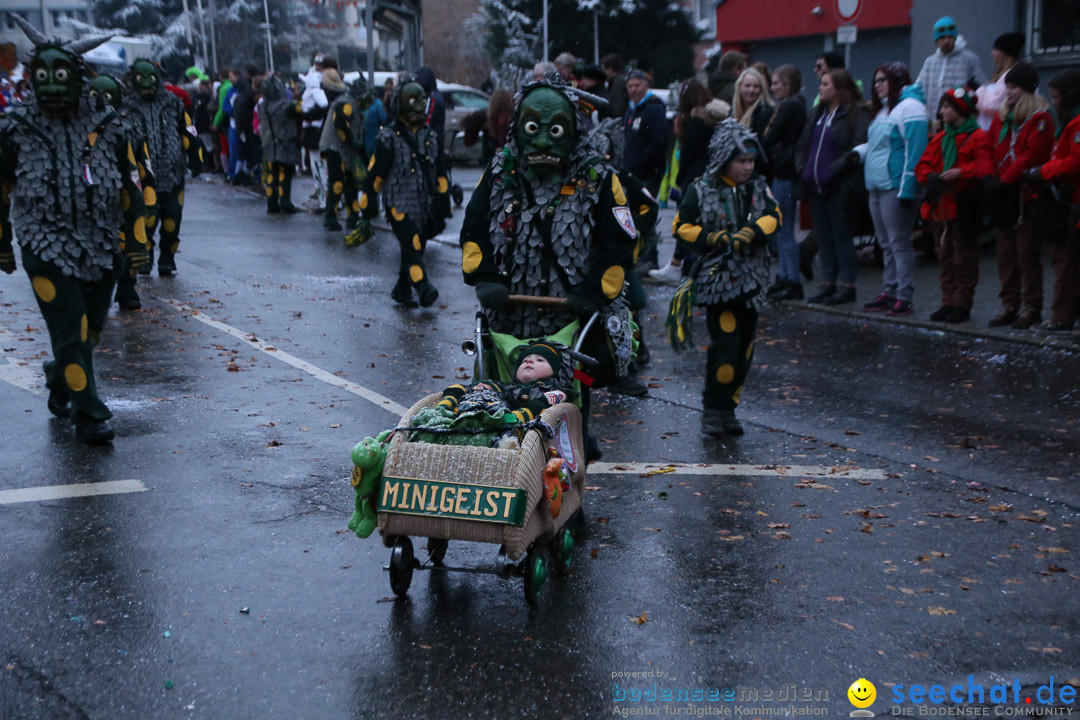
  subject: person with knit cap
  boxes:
[916,16,987,127]
[668,119,779,437]
[1022,69,1080,331]
[985,62,1054,329]
[915,87,994,324]
[975,32,1024,131]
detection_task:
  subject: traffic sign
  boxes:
[837,25,858,44]
[835,0,861,23]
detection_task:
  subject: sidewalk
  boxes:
[648,205,1080,352]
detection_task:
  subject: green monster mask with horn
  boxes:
[89,75,124,109]
[12,13,112,116]
[397,81,427,129]
[515,86,575,180]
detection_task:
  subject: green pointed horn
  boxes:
[64,34,114,55]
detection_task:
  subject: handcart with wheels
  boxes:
[376,297,601,606]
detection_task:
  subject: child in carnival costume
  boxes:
[0,16,150,443]
[91,74,158,311]
[124,58,203,276]
[320,75,370,231]
[668,118,779,437]
[258,75,302,214]
[351,75,451,308]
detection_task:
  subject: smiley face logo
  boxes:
[848,678,877,709]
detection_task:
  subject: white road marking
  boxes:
[166,300,410,416]
[0,479,148,506]
[0,325,46,397]
[588,462,889,480]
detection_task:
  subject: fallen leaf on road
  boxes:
[899,587,916,595]
[641,467,676,477]
[989,504,1013,512]
[1019,515,1047,523]
[827,596,844,602]
[590,548,599,558]
[721,535,744,542]
[927,606,956,616]
[767,523,790,529]
[844,429,862,435]
[772,532,792,539]
[630,612,648,625]
[1037,547,1069,554]
[833,620,856,630]
[1045,564,1067,573]
[329,423,341,429]
[596,517,609,524]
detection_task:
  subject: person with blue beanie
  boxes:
[917,16,987,127]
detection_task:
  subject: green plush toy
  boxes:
[344,219,373,248]
[347,429,391,538]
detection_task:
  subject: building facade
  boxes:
[0,0,90,59]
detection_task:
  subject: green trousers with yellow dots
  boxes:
[389,212,437,304]
[265,162,295,212]
[324,151,360,227]
[146,185,184,274]
[704,301,757,412]
[22,247,118,422]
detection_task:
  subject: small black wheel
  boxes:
[550,527,574,576]
[389,536,414,597]
[426,537,448,565]
[523,544,548,607]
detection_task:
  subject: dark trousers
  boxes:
[23,248,118,422]
[934,221,979,309]
[809,193,857,286]
[993,215,1042,312]
[1050,206,1080,326]
[324,151,359,226]
[146,186,185,272]
[265,162,295,211]
[703,301,757,412]
[390,211,435,295]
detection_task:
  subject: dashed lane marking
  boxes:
[0,479,148,506]
[588,462,888,480]
[166,300,410,416]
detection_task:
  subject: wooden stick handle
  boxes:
[507,295,568,307]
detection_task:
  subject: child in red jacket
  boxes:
[916,87,994,323]
[986,63,1055,329]
[1024,69,1080,331]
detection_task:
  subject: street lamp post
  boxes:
[261,0,273,73]
[207,0,218,72]
[542,0,548,61]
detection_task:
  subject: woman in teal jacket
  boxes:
[855,64,928,316]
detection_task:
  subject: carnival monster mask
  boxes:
[28,47,82,113]
[89,75,123,109]
[131,59,160,100]
[397,82,427,127]
[12,13,111,116]
[515,87,575,178]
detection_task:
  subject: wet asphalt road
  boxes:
[0,169,1077,720]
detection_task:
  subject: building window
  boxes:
[1031,0,1080,56]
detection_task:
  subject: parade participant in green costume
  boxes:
[668,119,779,437]
[0,15,149,443]
[319,75,370,230]
[124,58,202,276]
[258,75,302,214]
[91,74,158,310]
[459,78,637,340]
[350,77,450,308]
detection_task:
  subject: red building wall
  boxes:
[715,0,912,43]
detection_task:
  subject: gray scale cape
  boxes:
[259,77,299,166]
[691,175,773,305]
[377,124,439,224]
[125,88,187,193]
[318,94,364,164]
[0,97,127,281]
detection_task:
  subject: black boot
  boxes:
[75,417,115,444]
[47,385,71,418]
[323,209,342,231]
[157,251,176,277]
[417,282,439,308]
[390,279,419,308]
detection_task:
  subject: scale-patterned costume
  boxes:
[125,85,201,274]
[670,119,778,413]
[358,84,450,306]
[459,84,637,339]
[0,96,148,422]
[319,80,367,228]
[259,76,301,213]
[110,100,158,307]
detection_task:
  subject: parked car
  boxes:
[439,81,489,166]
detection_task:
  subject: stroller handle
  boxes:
[507,294,567,307]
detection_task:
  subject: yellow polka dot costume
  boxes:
[667,119,779,420]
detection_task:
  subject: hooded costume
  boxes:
[668,119,779,434]
[0,15,150,443]
[353,75,450,308]
[258,75,301,213]
[319,75,369,230]
[124,58,202,275]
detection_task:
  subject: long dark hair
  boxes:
[869,61,911,116]
[674,79,712,140]
[825,68,862,112]
[1049,69,1080,127]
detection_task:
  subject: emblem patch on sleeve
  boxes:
[612,206,636,238]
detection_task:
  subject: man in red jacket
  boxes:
[986,63,1055,329]
[916,87,994,323]
[1024,69,1080,331]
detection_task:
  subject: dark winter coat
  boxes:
[707,69,738,107]
[763,94,807,181]
[623,92,669,185]
[796,101,870,201]
[676,99,729,188]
